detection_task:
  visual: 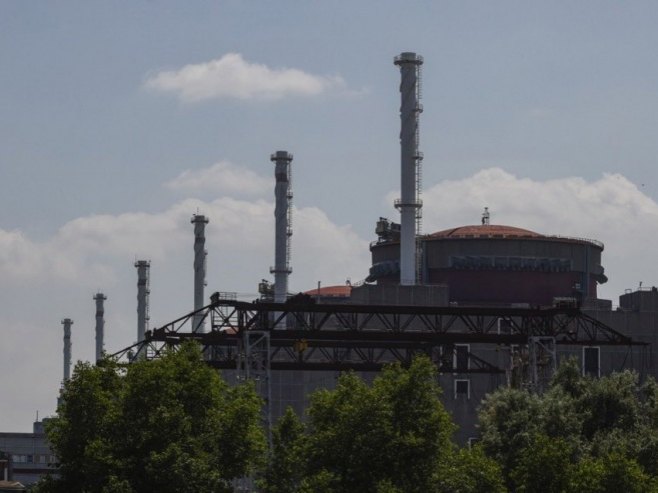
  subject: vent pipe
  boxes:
[270,151,293,303]
[135,260,150,358]
[394,52,424,285]
[93,292,107,363]
[191,214,209,332]
[61,318,73,382]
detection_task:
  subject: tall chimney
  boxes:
[270,151,293,303]
[61,318,73,382]
[191,214,209,332]
[135,260,150,357]
[93,292,106,363]
[394,52,424,285]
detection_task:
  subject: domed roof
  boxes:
[303,285,352,297]
[427,224,544,239]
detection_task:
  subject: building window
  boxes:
[583,346,600,378]
[454,379,470,399]
[454,344,470,372]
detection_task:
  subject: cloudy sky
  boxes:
[2,1,658,431]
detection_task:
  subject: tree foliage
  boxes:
[259,407,306,493]
[37,349,658,493]
[479,357,658,492]
[568,453,655,493]
[435,445,506,493]
[303,357,456,493]
[38,342,265,493]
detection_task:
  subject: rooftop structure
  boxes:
[134,260,150,358]
[270,151,294,304]
[394,52,424,286]
[369,220,607,305]
[93,293,106,363]
[61,319,72,383]
[191,214,209,332]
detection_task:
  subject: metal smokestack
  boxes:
[270,151,293,303]
[61,318,73,382]
[191,214,209,332]
[394,52,424,286]
[135,260,150,357]
[93,292,106,363]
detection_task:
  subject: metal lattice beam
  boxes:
[109,298,647,375]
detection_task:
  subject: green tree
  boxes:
[579,370,643,440]
[436,445,506,493]
[568,453,656,493]
[38,342,265,493]
[44,358,124,492]
[479,358,658,488]
[259,407,306,493]
[304,356,456,493]
[510,434,575,493]
[477,386,541,478]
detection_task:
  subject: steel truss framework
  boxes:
[111,296,648,375]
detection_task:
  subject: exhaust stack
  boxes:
[135,260,150,358]
[93,292,106,363]
[61,318,73,382]
[394,52,424,285]
[270,151,293,303]
[191,214,209,332]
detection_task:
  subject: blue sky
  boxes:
[2,1,658,430]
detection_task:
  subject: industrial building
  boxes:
[0,421,55,487]
[105,51,651,447]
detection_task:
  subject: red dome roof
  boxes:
[428,224,543,239]
[304,285,352,297]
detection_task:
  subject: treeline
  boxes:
[34,343,658,492]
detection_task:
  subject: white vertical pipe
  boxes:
[394,52,423,286]
[61,318,73,382]
[135,260,150,357]
[93,292,106,363]
[270,151,293,304]
[191,214,209,332]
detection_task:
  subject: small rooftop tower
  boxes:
[61,318,73,382]
[482,207,490,225]
[270,151,293,303]
[135,260,150,357]
[394,52,424,285]
[93,292,107,363]
[191,214,209,332]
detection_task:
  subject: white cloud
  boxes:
[144,53,346,102]
[0,229,43,278]
[165,160,272,197]
[293,206,370,287]
[0,196,368,290]
[413,168,658,300]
